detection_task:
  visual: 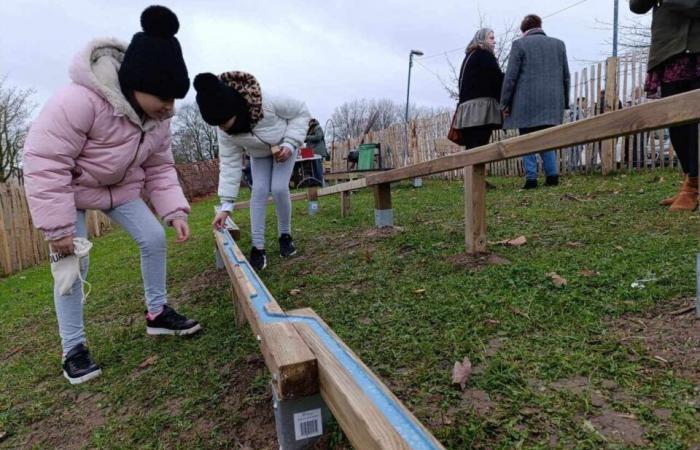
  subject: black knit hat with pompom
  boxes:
[118,5,189,99]
[193,73,249,127]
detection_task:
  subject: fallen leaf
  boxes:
[566,241,584,248]
[614,245,624,251]
[364,249,373,263]
[578,269,599,277]
[289,289,302,296]
[546,272,568,287]
[138,355,158,370]
[493,235,528,247]
[452,357,472,390]
[414,288,426,294]
[485,319,500,325]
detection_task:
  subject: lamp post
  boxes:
[405,49,423,186]
[405,49,424,123]
[612,0,619,57]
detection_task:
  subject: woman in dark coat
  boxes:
[631,0,700,211]
[456,28,504,150]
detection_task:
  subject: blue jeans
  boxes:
[54,199,168,353]
[520,126,559,180]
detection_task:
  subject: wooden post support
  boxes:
[373,183,393,228]
[464,164,487,254]
[340,191,350,218]
[602,57,619,175]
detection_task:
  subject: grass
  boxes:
[1,170,698,449]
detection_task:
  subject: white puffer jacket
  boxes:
[217,91,310,203]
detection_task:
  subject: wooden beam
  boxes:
[288,308,445,450]
[324,170,384,182]
[316,89,700,195]
[214,231,318,399]
[373,183,392,211]
[464,164,487,254]
[340,191,350,218]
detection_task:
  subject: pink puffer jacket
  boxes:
[22,38,190,240]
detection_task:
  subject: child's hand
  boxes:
[172,219,190,243]
[212,211,230,230]
[50,235,75,255]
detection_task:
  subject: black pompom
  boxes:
[194,73,220,92]
[141,5,179,38]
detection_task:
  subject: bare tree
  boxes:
[330,98,405,141]
[171,102,218,163]
[1,78,35,183]
[594,16,651,55]
[441,12,519,101]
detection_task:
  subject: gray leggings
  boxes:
[55,199,168,353]
[249,149,298,249]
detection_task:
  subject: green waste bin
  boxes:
[357,144,378,170]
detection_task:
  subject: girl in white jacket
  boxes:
[194,72,310,270]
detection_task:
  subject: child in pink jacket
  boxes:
[22,5,201,385]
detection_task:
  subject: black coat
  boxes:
[458,48,504,103]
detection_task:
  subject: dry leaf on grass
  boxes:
[289,289,302,296]
[493,235,527,247]
[578,269,599,277]
[452,357,472,390]
[566,241,584,248]
[138,355,159,369]
[546,272,568,287]
[414,289,426,294]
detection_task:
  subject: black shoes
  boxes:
[279,234,297,258]
[249,247,268,271]
[146,305,202,336]
[523,179,538,189]
[545,175,559,186]
[63,343,102,385]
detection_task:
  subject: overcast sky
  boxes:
[2,0,648,126]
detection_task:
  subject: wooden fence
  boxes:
[0,183,110,277]
[329,54,681,179]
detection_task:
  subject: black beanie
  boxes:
[118,5,190,99]
[193,73,249,126]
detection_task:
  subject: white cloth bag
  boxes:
[50,238,92,297]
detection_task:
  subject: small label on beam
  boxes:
[294,408,322,440]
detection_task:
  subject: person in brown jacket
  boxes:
[631,0,700,211]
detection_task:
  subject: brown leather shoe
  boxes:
[659,175,687,206]
[669,177,698,211]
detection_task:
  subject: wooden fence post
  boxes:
[340,191,350,218]
[464,164,487,254]
[602,56,619,175]
[373,183,393,228]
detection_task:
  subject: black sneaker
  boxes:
[523,179,538,189]
[249,247,267,271]
[545,175,559,186]
[63,343,102,385]
[146,305,202,336]
[279,234,297,257]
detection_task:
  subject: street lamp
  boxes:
[405,49,424,123]
[404,49,423,186]
[612,0,619,57]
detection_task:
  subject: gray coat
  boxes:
[500,30,570,129]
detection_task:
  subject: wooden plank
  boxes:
[213,231,318,399]
[373,183,392,211]
[464,164,487,254]
[288,308,445,450]
[324,170,384,182]
[318,178,367,197]
[359,89,700,187]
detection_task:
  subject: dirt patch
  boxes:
[462,389,498,417]
[171,268,229,306]
[206,355,278,450]
[589,410,646,446]
[363,226,404,240]
[551,376,590,396]
[447,252,511,272]
[613,298,700,382]
[23,391,107,449]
